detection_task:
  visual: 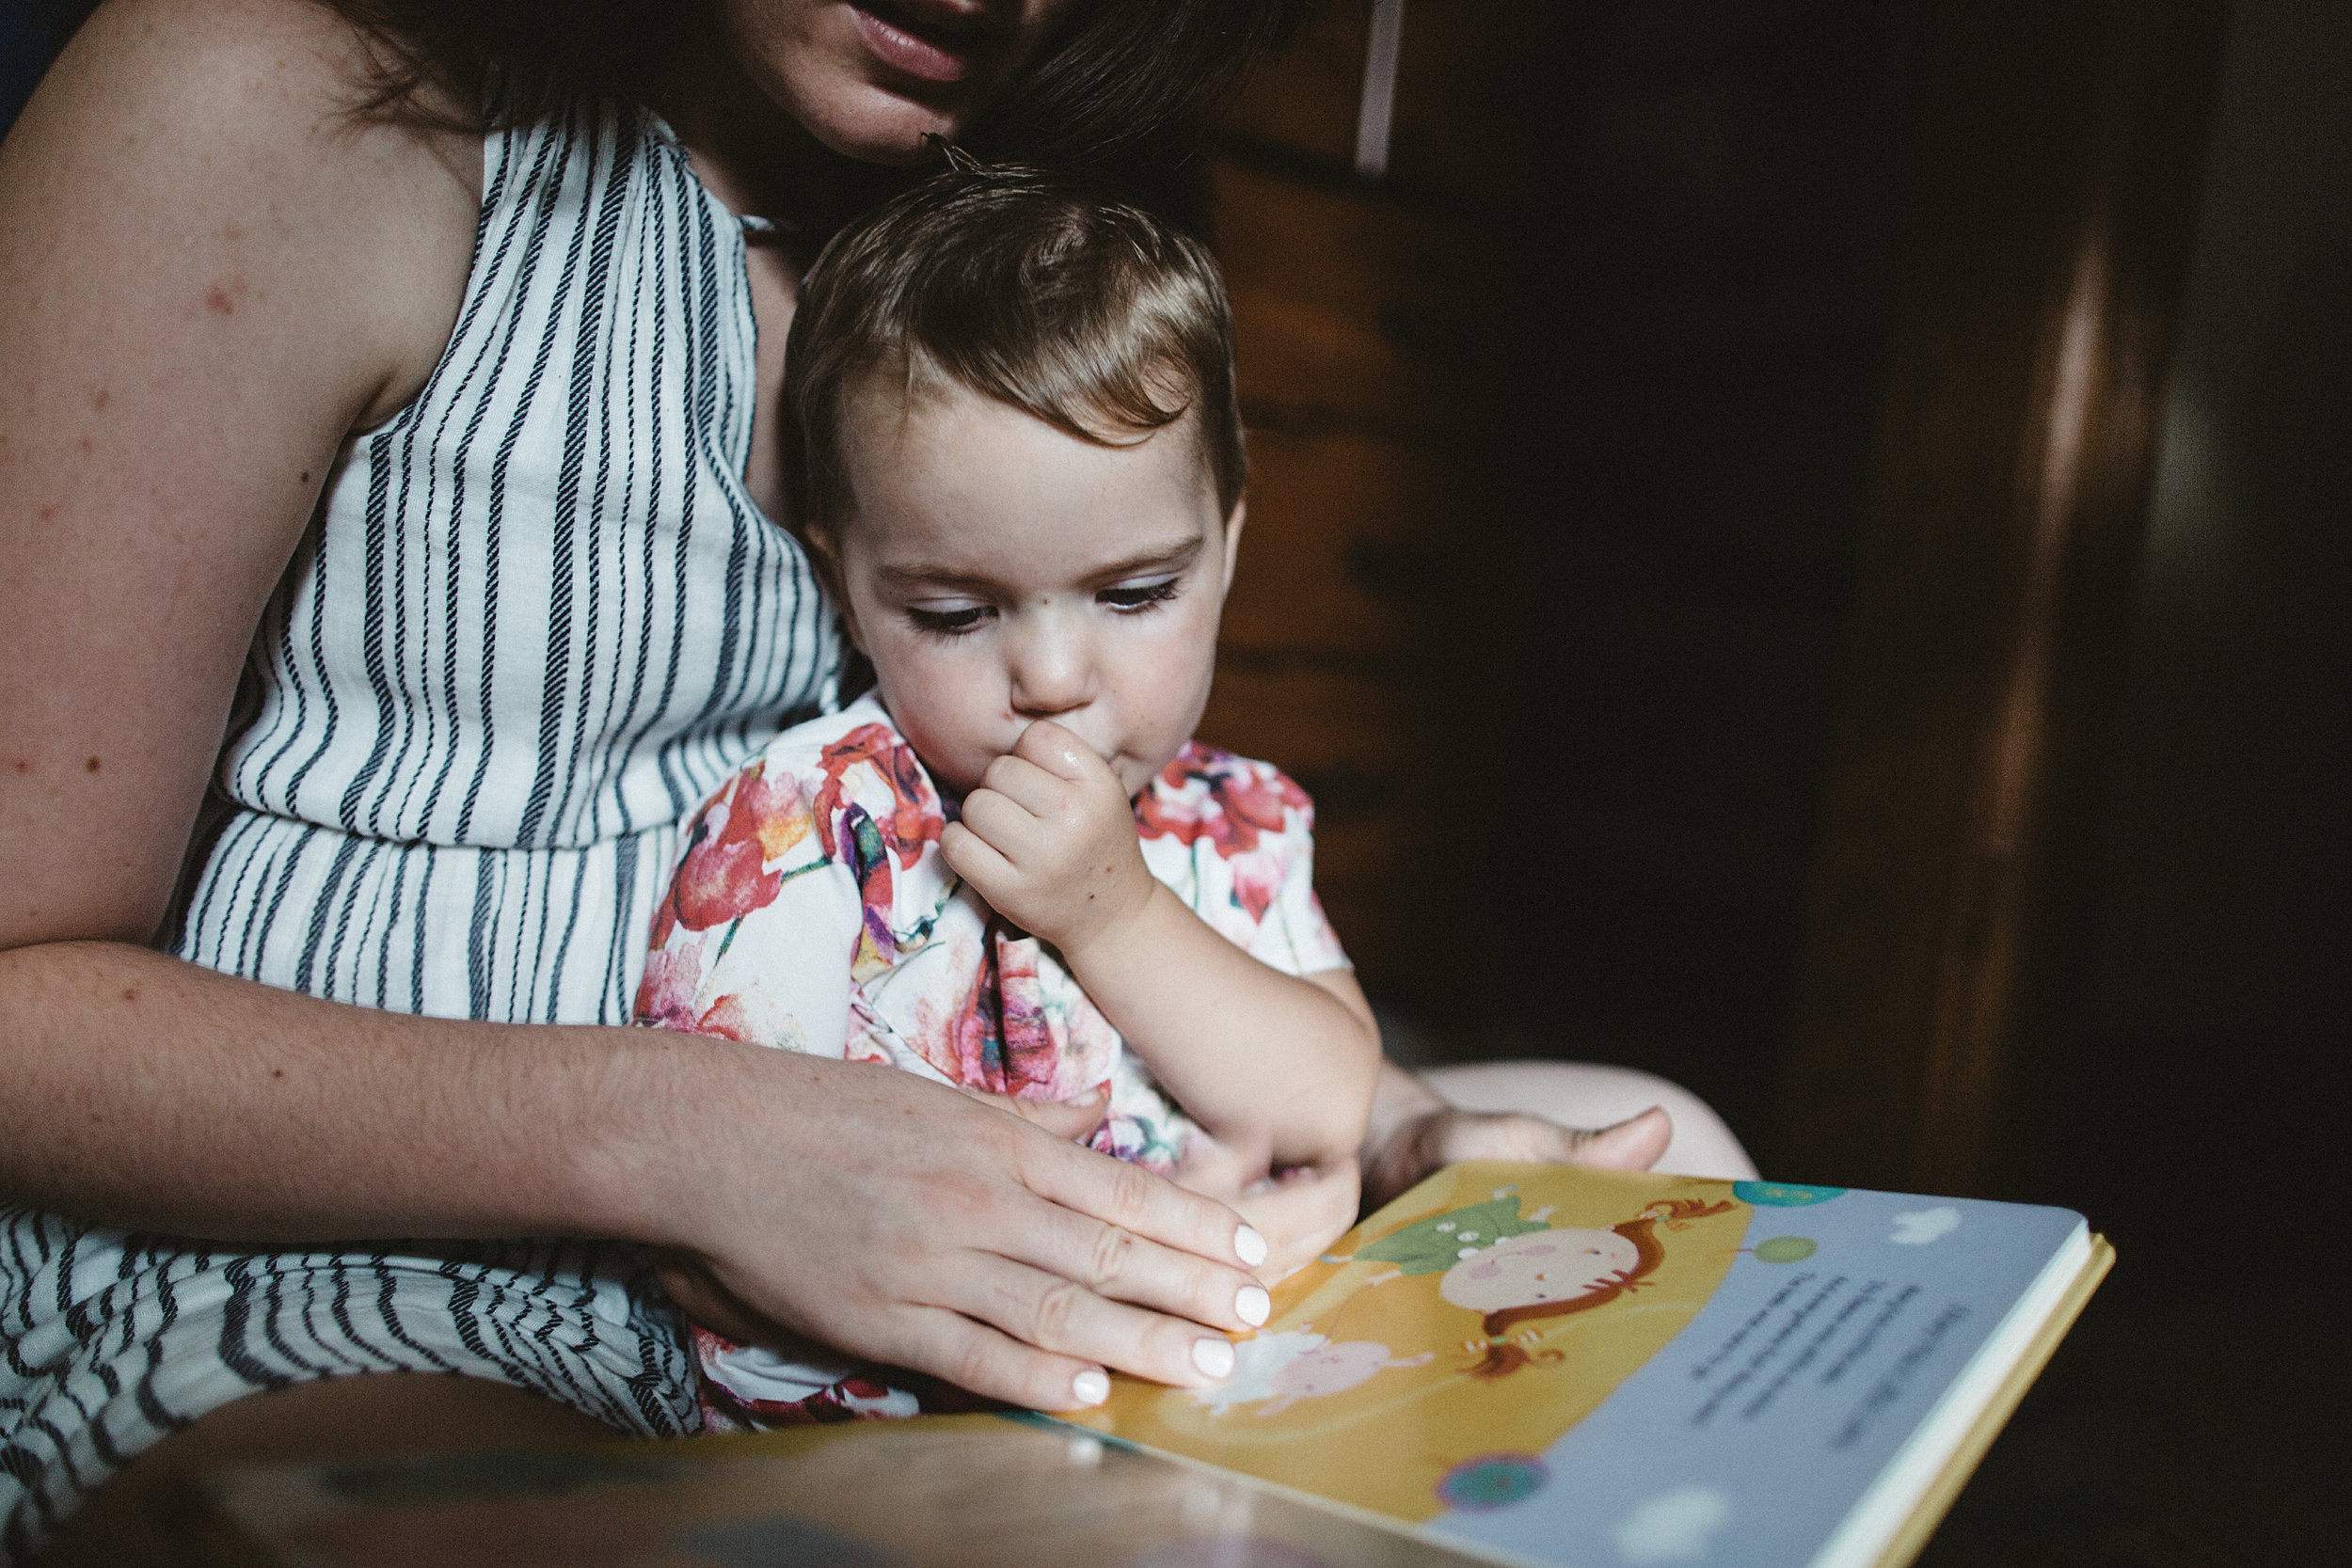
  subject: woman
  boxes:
[0,2,1749,1560]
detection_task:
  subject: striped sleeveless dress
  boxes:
[1,103,836,1557]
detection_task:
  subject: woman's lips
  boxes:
[850,3,993,87]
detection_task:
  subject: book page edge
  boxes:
[1829,1229,2114,1568]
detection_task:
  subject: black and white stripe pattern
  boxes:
[3,105,831,1556]
[177,99,835,1024]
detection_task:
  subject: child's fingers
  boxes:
[1013,718,1110,784]
[976,752,1070,818]
[1228,1160,1363,1283]
[951,791,1045,864]
[940,818,1019,889]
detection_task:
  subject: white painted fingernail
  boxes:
[1234,1225,1268,1267]
[1072,1369,1110,1407]
[1193,1338,1236,1380]
[1236,1285,1271,1327]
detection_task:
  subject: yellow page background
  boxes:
[1063,1163,1752,1521]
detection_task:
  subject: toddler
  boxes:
[635,165,1381,1427]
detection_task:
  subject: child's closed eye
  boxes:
[905,604,994,638]
[1098,578,1183,612]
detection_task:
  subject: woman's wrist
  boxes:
[555,1024,786,1254]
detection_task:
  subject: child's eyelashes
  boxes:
[898,578,1182,637]
[1099,578,1183,612]
[905,604,993,639]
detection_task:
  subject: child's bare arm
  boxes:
[941,721,1380,1169]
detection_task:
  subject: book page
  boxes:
[1060,1162,2087,1568]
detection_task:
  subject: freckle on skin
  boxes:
[93,389,109,410]
[86,756,102,773]
[121,989,137,1003]
[39,505,56,520]
[206,286,234,316]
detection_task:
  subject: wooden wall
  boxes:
[1200,1,2227,1188]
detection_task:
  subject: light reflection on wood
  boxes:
[204,1415,1492,1568]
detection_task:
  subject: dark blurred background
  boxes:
[5,1,2344,1562]
[1194,2,2344,1563]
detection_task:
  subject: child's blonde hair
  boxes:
[780,162,1247,554]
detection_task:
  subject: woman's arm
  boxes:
[944,721,1383,1171]
[0,0,1267,1413]
[0,0,478,963]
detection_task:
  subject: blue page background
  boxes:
[1424,1184,2084,1568]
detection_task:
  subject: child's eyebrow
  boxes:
[1086,536,1204,582]
[875,536,1204,591]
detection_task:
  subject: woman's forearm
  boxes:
[0,939,692,1244]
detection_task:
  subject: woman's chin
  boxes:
[790,77,969,165]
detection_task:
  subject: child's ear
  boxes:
[1220,497,1248,594]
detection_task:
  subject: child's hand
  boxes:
[1175,1134,1363,1285]
[942,720,1159,958]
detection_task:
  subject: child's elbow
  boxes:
[1306,1008,1383,1166]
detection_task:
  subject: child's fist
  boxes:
[941,721,1157,957]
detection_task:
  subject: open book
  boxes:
[199,1163,2105,1568]
[1056,1161,2108,1568]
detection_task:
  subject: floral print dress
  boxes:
[633,694,1349,1426]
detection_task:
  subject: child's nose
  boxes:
[1007,621,1094,719]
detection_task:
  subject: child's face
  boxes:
[827,378,1241,798]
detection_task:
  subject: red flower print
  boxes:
[1136,746,1311,859]
[1228,849,1286,926]
[633,944,703,1029]
[813,724,944,870]
[666,762,813,932]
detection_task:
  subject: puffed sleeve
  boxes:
[1246,784,1353,978]
[1136,746,1353,977]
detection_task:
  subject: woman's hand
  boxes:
[628,1044,1275,1413]
[1359,1059,1671,1211]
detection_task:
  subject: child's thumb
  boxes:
[963,1083,1109,1144]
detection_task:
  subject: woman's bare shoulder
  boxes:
[0,0,485,948]
[10,0,481,423]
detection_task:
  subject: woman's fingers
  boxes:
[1018,1132,1266,1275]
[653,1252,778,1345]
[990,1183,1271,1339]
[882,1304,1113,1413]
[932,1254,1249,1394]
